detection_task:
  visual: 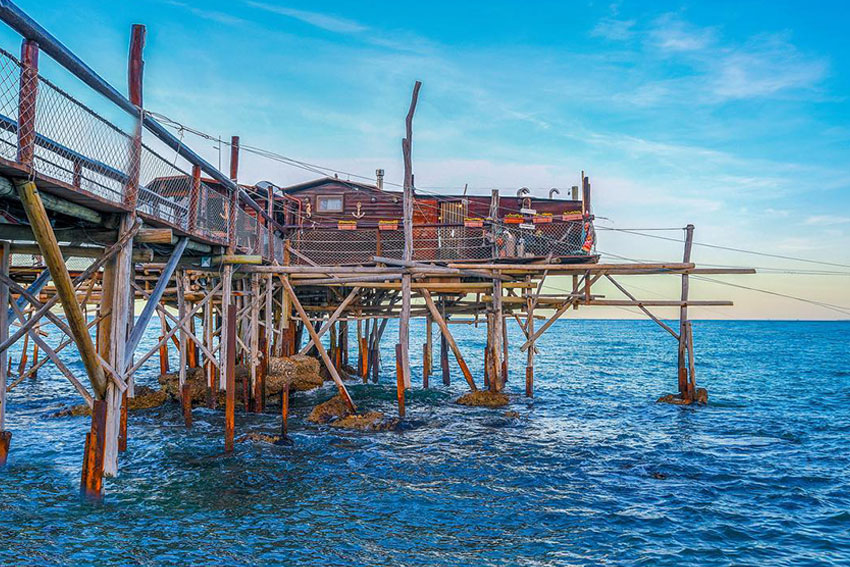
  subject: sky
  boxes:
[2,0,849,319]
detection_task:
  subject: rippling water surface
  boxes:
[1,320,849,566]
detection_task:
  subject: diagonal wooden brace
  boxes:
[14,179,108,398]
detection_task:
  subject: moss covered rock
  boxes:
[307,395,353,424]
[456,390,510,408]
[330,411,399,431]
[267,355,323,393]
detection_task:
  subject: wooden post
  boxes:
[398,80,421,391]
[0,242,10,466]
[224,297,236,453]
[188,164,201,232]
[80,399,107,499]
[395,343,405,417]
[492,274,504,391]
[423,314,432,388]
[230,135,240,182]
[678,224,694,400]
[281,383,290,437]
[440,298,450,386]
[118,391,128,451]
[249,274,260,412]
[181,383,193,428]
[159,334,169,375]
[686,321,697,400]
[205,295,216,408]
[177,270,187,391]
[525,286,535,398]
[255,330,267,413]
[581,172,591,216]
[17,39,39,167]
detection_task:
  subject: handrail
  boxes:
[0,0,284,234]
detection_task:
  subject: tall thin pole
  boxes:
[398,80,421,396]
[678,224,694,400]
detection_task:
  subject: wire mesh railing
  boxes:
[0,44,276,254]
[288,219,595,265]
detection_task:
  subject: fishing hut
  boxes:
[0,2,753,498]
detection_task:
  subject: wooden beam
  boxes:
[605,275,679,340]
[298,286,361,354]
[0,242,8,452]
[125,238,188,366]
[519,274,602,352]
[281,276,356,412]
[421,289,477,391]
[9,298,93,407]
[14,180,107,398]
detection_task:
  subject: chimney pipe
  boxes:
[376,168,384,191]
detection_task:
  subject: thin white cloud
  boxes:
[163,1,248,26]
[710,34,828,100]
[243,1,366,34]
[805,215,850,225]
[648,14,716,52]
[591,18,636,41]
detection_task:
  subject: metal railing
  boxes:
[0,44,271,253]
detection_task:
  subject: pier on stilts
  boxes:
[0,2,752,496]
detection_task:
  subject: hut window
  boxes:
[317,195,343,213]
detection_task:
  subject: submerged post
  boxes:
[0,242,10,466]
[678,224,694,401]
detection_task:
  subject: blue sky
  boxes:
[3,1,849,318]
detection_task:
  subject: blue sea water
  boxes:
[1,319,848,566]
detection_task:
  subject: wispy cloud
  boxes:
[591,13,828,104]
[591,18,635,41]
[163,1,248,26]
[710,34,828,100]
[243,2,366,34]
[649,14,716,52]
[805,215,850,225]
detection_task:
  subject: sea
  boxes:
[1,319,848,566]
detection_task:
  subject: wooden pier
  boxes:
[0,2,751,496]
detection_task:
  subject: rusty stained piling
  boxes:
[395,343,405,418]
[181,383,193,428]
[80,399,107,499]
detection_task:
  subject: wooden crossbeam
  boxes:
[281,276,356,412]
[124,238,188,366]
[0,216,140,357]
[9,290,93,406]
[421,289,477,391]
[14,180,108,398]
[299,286,361,355]
[519,274,603,352]
[605,275,679,340]
[126,282,221,377]
[6,311,108,392]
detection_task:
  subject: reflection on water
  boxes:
[1,320,849,566]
